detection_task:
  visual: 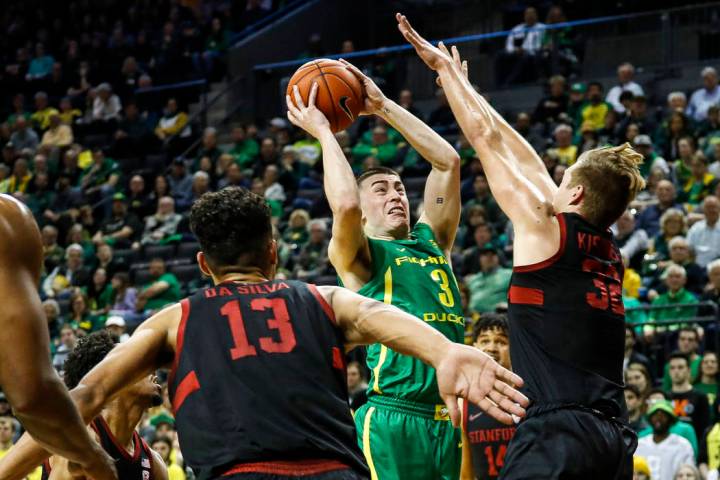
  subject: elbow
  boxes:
[333,200,362,220]
[11,373,64,418]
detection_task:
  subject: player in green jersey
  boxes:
[286,61,497,480]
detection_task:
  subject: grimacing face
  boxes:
[358,174,410,238]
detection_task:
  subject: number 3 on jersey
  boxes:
[431,269,455,307]
[582,259,624,315]
[220,298,297,359]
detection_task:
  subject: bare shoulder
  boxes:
[0,194,43,275]
[512,211,562,267]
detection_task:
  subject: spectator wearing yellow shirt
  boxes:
[155,98,190,141]
[152,436,186,480]
[623,256,642,299]
[41,113,73,148]
[58,97,82,126]
[5,159,33,194]
[577,81,613,131]
[30,91,59,131]
[548,124,578,165]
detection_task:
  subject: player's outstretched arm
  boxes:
[396,15,553,231]
[0,303,179,480]
[0,195,116,480]
[286,85,371,288]
[320,286,528,426]
[340,60,461,252]
[397,13,556,202]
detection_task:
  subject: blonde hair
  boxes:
[660,208,686,235]
[570,143,646,229]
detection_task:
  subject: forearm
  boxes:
[437,63,553,195]
[2,378,99,480]
[318,129,360,212]
[377,99,458,170]
[354,297,450,367]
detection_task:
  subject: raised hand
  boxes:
[338,59,387,116]
[396,13,453,72]
[286,83,331,139]
[435,343,528,427]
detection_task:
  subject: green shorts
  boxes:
[354,396,461,480]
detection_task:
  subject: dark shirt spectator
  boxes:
[92,194,143,249]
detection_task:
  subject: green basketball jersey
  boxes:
[357,222,465,405]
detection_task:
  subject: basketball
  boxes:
[286,59,364,133]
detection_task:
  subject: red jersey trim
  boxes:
[307,283,337,325]
[172,370,200,413]
[168,298,191,389]
[95,415,142,462]
[508,286,545,306]
[513,213,567,273]
[221,459,350,476]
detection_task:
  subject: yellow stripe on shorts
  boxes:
[362,406,379,480]
[371,267,393,394]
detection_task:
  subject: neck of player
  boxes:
[105,397,146,452]
[216,271,270,285]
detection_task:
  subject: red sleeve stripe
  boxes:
[508,285,545,306]
[168,298,191,388]
[172,370,200,413]
[307,283,337,325]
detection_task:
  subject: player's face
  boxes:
[126,375,163,408]
[474,328,510,370]
[359,174,410,238]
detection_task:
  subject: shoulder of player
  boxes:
[0,194,38,244]
[328,239,372,289]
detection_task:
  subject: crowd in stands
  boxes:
[3,1,720,479]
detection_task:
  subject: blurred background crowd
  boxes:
[2,0,720,479]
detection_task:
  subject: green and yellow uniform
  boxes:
[351,223,465,480]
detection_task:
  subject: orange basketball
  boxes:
[287,59,364,133]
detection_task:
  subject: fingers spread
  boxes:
[285,95,300,117]
[494,364,524,390]
[488,388,526,418]
[477,397,514,426]
[494,378,530,407]
[438,41,450,56]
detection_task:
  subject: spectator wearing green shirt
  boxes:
[351,126,398,167]
[228,125,259,169]
[466,244,512,313]
[679,154,717,207]
[135,258,181,314]
[649,264,698,325]
[79,148,120,215]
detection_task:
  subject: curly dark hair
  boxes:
[471,313,509,344]
[63,330,117,389]
[189,187,272,271]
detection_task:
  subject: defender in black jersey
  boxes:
[461,315,516,480]
[41,331,166,480]
[398,18,646,479]
[0,188,527,480]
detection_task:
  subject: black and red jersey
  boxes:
[41,416,154,480]
[168,280,368,480]
[464,400,515,479]
[507,213,627,414]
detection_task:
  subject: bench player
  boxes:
[0,188,527,480]
[399,14,642,479]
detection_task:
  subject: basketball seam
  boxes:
[288,66,319,91]
[326,73,362,121]
[314,61,339,132]
[324,72,363,107]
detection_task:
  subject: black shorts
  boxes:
[224,471,366,480]
[500,407,637,480]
